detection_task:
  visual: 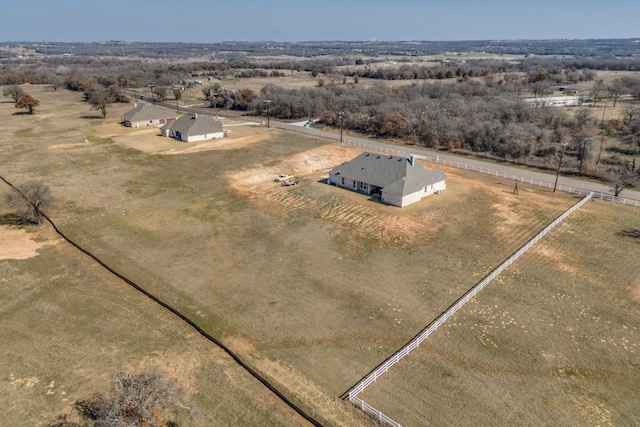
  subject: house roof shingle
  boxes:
[161,113,223,137]
[330,152,446,196]
[122,103,177,122]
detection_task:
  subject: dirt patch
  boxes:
[158,134,269,155]
[48,142,89,149]
[224,334,257,356]
[9,375,39,390]
[226,144,436,245]
[571,394,614,427]
[0,226,59,260]
[530,243,578,276]
[94,122,139,138]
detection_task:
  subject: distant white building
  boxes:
[523,96,582,107]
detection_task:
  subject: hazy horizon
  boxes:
[2,0,638,44]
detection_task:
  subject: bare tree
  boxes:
[621,103,640,126]
[530,80,552,98]
[3,84,24,102]
[573,108,593,129]
[607,164,639,197]
[48,368,185,427]
[49,76,64,91]
[155,86,169,101]
[202,86,213,99]
[15,93,40,114]
[590,79,605,107]
[86,87,115,118]
[607,79,626,108]
[5,182,52,224]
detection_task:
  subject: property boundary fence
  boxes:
[342,193,594,426]
[350,397,402,427]
[342,139,639,208]
[0,175,323,427]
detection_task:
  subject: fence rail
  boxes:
[342,140,639,208]
[349,397,402,427]
[344,193,593,404]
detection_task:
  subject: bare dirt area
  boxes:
[112,117,268,155]
[228,144,556,249]
[0,225,60,260]
[158,134,269,155]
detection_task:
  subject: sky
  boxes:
[1,0,639,42]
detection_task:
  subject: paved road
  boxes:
[129,93,640,203]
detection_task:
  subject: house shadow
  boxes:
[321,177,388,205]
[367,194,385,205]
[618,229,640,242]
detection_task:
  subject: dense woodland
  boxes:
[1,40,639,194]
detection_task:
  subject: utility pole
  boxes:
[264,100,272,128]
[553,142,568,192]
[338,111,344,143]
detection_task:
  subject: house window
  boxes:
[353,181,356,188]
[341,177,344,185]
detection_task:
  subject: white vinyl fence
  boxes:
[344,193,594,426]
[342,140,639,208]
[350,397,402,427]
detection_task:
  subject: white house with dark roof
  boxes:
[122,103,178,127]
[160,113,225,142]
[328,152,446,207]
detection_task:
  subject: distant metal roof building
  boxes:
[328,152,447,207]
[523,96,582,107]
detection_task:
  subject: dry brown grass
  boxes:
[1,84,638,426]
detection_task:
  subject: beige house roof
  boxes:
[122,103,177,122]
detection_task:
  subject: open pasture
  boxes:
[1,85,638,425]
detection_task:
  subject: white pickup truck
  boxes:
[274,174,294,182]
